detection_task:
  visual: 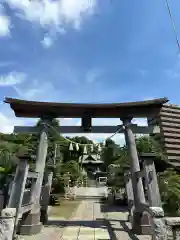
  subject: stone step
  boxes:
[62,237,110,240]
[62,226,110,240]
[75,195,105,199]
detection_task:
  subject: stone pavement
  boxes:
[61,200,110,239]
[19,200,109,240]
[19,199,152,240]
[103,205,152,240]
[19,187,152,240]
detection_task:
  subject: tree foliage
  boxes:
[136,136,166,159]
[102,135,180,215]
[0,119,93,192]
[101,139,121,168]
[158,168,180,216]
[1,122,180,215]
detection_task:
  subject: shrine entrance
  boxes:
[3,97,169,239]
[80,153,102,173]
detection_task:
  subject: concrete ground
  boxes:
[19,198,152,240]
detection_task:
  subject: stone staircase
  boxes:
[73,186,108,199]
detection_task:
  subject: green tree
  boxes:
[101,139,120,168]
[158,168,180,216]
[136,136,166,159]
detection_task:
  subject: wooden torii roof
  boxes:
[4,97,168,118]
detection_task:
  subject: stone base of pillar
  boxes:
[141,212,152,235]
[132,211,152,235]
[40,208,48,225]
[128,213,132,223]
[18,211,42,235]
[0,208,16,240]
[132,211,143,235]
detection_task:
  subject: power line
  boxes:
[165,0,180,53]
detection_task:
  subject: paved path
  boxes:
[19,199,152,240]
[103,205,151,240]
[19,200,109,240]
[61,200,110,240]
[19,187,151,240]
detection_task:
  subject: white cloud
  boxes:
[132,118,147,126]
[41,35,53,48]
[5,0,97,34]
[0,110,25,133]
[63,118,73,121]
[13,79,58,101]
[86,68,103,83]
[0,108,76,134]
[5,0,97,46]
[0,72,26,86]
[60,0,96,29]
[0,15,10,36]
[41,27,66,47]
[0,5,11,37]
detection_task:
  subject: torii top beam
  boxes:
[4,97,168,119]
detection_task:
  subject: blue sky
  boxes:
[0,0,180,144]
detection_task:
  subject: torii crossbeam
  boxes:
[5,97,168,134]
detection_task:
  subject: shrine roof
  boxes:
[4,97,168,118]
[79,154,102,163]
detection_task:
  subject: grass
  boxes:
[49,198,81,219]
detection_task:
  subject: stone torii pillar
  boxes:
[122,118,146,234]
[31,119,49,208]
[141,153,162,207]
[8,156,29,209]
[40,143,57,224]
[124,170,134,222]
[19,119,49,235]
[40,170,53,224]
[7,155,29,239]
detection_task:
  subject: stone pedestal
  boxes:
[141,212,152,235]
[165,217,180,240]
[149,207,167,240]
[18,211,42,235]
[0,208,16,240]
[131,211,144,234]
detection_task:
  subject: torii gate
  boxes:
[4,97,168,236]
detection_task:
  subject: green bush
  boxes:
[158,169,180,216]
[52,177,65,194]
